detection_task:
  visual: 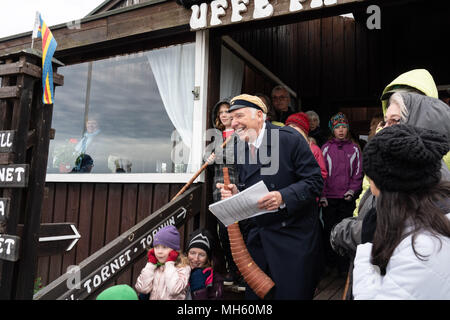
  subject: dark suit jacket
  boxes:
[235,121,324,299]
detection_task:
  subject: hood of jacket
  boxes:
[400,92,450,142]
[381,69,438,115]
[211,98,231,129]
[328,137,354,147]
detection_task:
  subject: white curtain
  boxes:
[146,43,195,172]
[220,46,244,100]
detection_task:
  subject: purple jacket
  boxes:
[321,138,363,199]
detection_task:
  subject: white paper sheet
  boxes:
[208,180,277,226]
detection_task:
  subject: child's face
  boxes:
[333,125,348,140]
[188,248,208,269]
[218,104,231,128]
[154,244,173,263]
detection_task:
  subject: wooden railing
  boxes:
[33,184,203,300]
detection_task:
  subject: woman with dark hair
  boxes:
[353,124,450,299]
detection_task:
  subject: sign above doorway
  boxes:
[189,0,352,30]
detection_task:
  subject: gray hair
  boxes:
[305,110,320,125]
[388,92,409,122]
[271,85,289,97]
[250,107,267,121]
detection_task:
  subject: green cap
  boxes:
[96,285,138,300]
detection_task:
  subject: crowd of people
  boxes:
[96,68,450,300]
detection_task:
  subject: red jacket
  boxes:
[309,141,328,181]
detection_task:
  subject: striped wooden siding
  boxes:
[233,2,449,134]
[235,15,383,124]
[36,182,201,289]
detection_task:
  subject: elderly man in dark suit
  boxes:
[217,94,324,300]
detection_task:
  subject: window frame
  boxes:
[45,30,209,184]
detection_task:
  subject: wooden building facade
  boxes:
[1,0,449,296]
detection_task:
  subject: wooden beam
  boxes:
[0,50,64,85]
[0,1,189,57]
[34,184,202,300]
[0,153,14,165]
[0,86,21,99]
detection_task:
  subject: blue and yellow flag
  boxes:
[32,12,58,104]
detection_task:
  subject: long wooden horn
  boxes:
[171,135,232,202]
[223,167,275,299]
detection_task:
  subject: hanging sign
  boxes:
[0,164,29,188]
[189,0,341,30]
[0,131,15,153]
[0,198,10,223]
[0,234,21,262]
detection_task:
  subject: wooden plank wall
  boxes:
[35,182,201,290]
[232,2,450,136]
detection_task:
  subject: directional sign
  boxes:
[64,206,188,300]
[0,131,15,153]
[0,234,21,262]
[16,223,81,256]
[0,198,10,222]
[176,207,187,222]
[0,164,29,188]
[37,223,81,256]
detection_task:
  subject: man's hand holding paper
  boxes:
[210,181,281,226]
[257,191,284,211]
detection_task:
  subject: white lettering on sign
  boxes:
[0,238,15,255]
[190,3,208,29]
[231,0,249,23]
[0,198,10,222]
[0,132,13,148]
[253,0,273,19]
[0,234,20,262]
[290,0,306,12]
[0,165,28,187]
[190,0,339,29]
[0,167,24,182]
[310,0,337,8]
[77,215,178,297]
[211,0,228,26]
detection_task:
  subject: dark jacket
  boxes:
[204,98,239,202]
[190,268,223,300]
[309,127,327,148]
[235,121,324,299]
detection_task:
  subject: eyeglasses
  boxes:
[272,96,288,101]
[384,118,401,127]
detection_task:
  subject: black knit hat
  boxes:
[187,229,213,258]
[363,124,449,192]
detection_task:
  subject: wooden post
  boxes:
[0,49,64,299]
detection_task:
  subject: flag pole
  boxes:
[31,11,40,50]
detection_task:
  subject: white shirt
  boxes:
[248,121,286,209]
[353,213,450,300]
[249,121,266,149]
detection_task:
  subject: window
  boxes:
[47,42,198,181]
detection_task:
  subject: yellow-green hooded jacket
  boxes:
[380,69,439,115]
[354,69,448,216]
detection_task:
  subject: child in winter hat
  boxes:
[135,225,191,300]
[186,229,223,300]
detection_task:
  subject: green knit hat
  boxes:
[96,285,138,300]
